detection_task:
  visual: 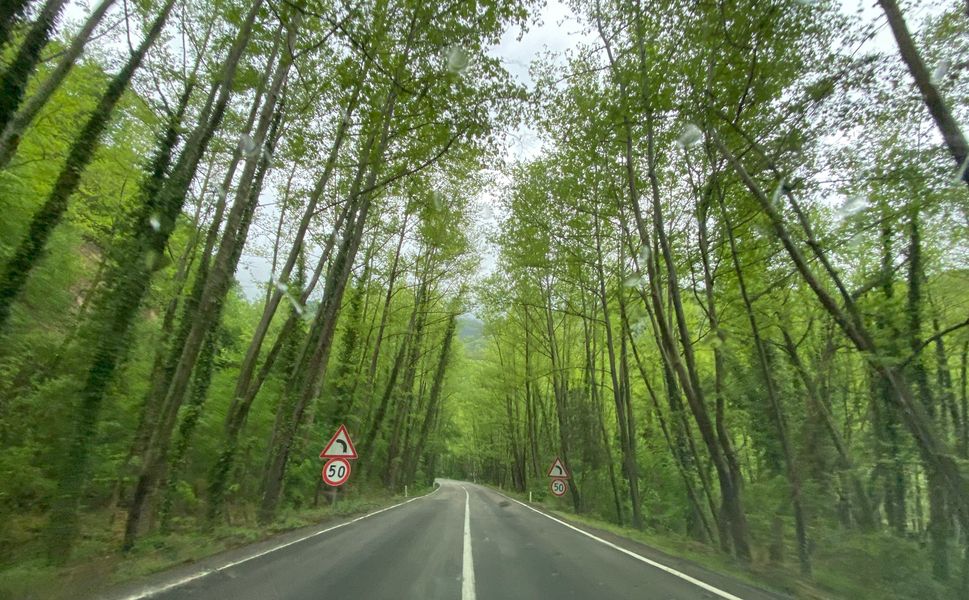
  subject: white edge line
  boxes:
[118,485,442,600]
[460,486,476,600]
[489,488,746,600]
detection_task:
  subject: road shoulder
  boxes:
[92,486,440,600]
[478,484,792,600]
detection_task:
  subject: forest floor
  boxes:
[0,485,430,600]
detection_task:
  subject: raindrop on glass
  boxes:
[676,124,703,149]
[931,59,951,86]
[446,46,470,74]
[239,133,258,157]
[432,190,444,211]
[623,274,645,288]
[794,0,821,6]
[954,155,969,185]
[839,195,869,217]
[271,275,288,294]
[284,290,304,316]
[771,178,786,207]
[638,245,650,264]
[149,214,161,232]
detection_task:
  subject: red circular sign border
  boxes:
[322,457,352,486]
[549,477,568,497]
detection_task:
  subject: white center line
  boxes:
[461,486,476,600]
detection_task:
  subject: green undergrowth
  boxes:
[486,484,956,600]
[0,485,433,600]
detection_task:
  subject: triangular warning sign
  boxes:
[320,424,358,459]
[546,457,569,478]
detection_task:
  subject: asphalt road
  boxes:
[106,479,784,600]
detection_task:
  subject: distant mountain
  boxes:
[456,313,485,354]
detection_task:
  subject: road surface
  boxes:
[104,479,784,600]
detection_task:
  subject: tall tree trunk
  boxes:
[404,312,456,485]
[157,109,282,534]
[906,209,949,581]
[0,0,31,51]
[584,311,623,525]
[123,26,291,549]
[714,131,969,541]
[42,0,263,562]
[780,327,877,531]
[257,74,403,518]
[543,280,581,512]
[0,0,117,168]
[0,0,68,135]
[591,212,642,528]
[878,0,969,185]
[721,203,811,575]
[0,0,177,332]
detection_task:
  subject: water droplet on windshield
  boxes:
[284,290,304,316]
[676,124,702,149]
[623,274,646,288]
[149,214,161,232]
[931,59,951,86]
[446,46,470,74]
[432,190,444,211]
[638,245,650,264]
[953,155,969,185]
[239,134,258,157]
[771,178,787,207]
[839,195,868,217]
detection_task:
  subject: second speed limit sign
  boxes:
[550,478,568,497]
[322,457,352,486]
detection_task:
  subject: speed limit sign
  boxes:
[322,457,352,486]
[550,478,568,497]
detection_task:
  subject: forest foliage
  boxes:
[0,0,968,599]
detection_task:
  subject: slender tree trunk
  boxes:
[878,0,969,185]
[780,327,876,531]
[543,280,581,512]
[722,203,811,575]
[123,27,292,549]
[0,0,117,168]
[591,212,642,528]
[0,0,177,332]
[404,312,457,486]
[0,0,68,135]
[157,109,282,534]
[0,0,31,51]
[42,0,263,562]
[714,131,969,539]
[584,312,623,525]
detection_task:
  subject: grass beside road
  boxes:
[0,484,433,600]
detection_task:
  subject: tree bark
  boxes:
[0,0,117,168]
[878,0,969,185]
[0,0,177,332]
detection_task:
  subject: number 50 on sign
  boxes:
[322,457,351,486]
